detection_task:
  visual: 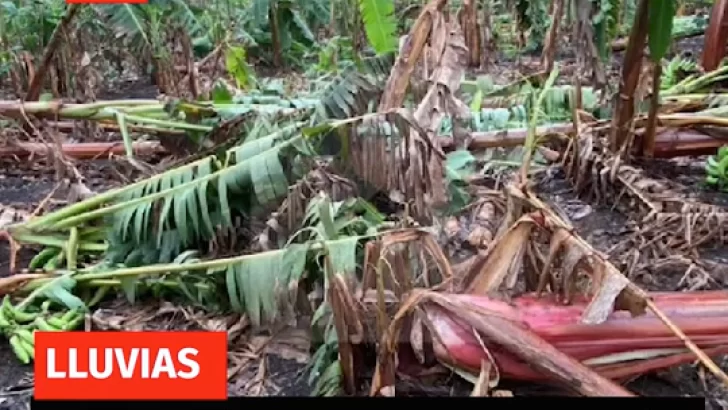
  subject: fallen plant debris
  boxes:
[2,0,728,404]
[414,291,728,383]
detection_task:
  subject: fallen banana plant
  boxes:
[387,289,636,396]
[358,179,728,396]
[415,291,728,384]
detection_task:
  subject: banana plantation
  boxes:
[3,0,728,404]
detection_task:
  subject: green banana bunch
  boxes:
[33,308,85,333]
[1,296,86,364]
[9,327,35,365]
[705,146,728,189]
[0,296,41,326]
[28,247,64,271]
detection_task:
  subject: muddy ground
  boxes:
[2,34,728,408]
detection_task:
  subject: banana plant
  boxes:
[2,63,386,322]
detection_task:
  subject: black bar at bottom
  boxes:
[31,396,706,409]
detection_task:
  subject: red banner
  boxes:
[34,331,227,400]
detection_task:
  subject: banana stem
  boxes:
[19,235,377,290]
[16,271,76,311]
[11,233,107,252]
[662,65,728,96]
[10,124,306,234]
[12,160,204,231]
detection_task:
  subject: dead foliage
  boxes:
[563,123,728,281]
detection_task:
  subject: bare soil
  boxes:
[0,343,32,410]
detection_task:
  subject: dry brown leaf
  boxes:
[378,0,448,111]
[491,390,514,397]
[470,360,492,396]
[463,214,537,295]
[536,227,571,295]
[227,315,250,344]
[581,260,631,324]
[264,327,311,364]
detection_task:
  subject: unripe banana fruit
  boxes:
[9,334,31,365]
[705,147,728,189]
